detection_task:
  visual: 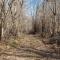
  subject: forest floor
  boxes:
[0,34,59,60]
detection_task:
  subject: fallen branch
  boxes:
[16,47,60,59]
[0,47,60,59]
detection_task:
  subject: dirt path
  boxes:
[0,34,59,60]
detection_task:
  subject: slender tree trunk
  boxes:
[0,23,1,40]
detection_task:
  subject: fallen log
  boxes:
[42,36,60,45]
[16,47,60,59]
[0,46,60,59]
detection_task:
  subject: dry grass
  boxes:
[0,34,56,53]
[0,34,59,60]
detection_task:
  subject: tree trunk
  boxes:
[0,20,2,40]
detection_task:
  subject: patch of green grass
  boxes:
[8,40,18,48]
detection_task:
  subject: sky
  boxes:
[5,0,44,16]
[24,0,44,16]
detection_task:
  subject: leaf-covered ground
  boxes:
[0,34,59,60]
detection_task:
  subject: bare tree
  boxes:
[0,0,5,40]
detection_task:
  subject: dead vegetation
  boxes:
[0,0,60,60]
[0,34,59,60]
